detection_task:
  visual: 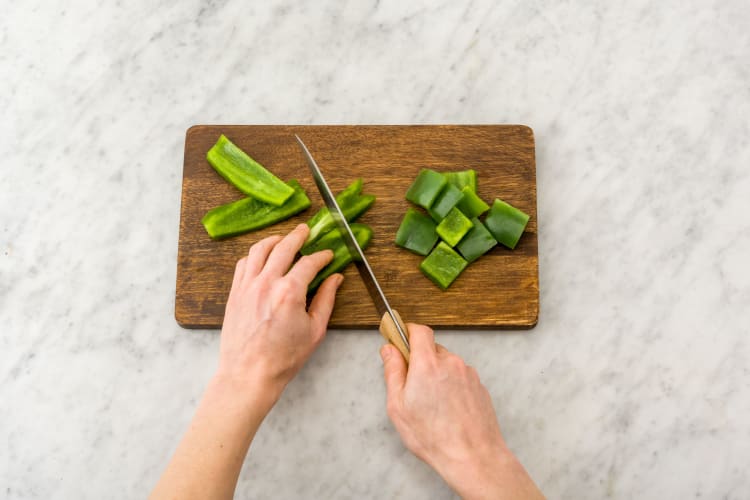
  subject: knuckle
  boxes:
[249,239,266,253]
[416,363,439,380]
[296,254,315,268]
[274,279,294,296]
[447,354,465,370]
[447,354,467,375]
[303,252,328,268]
[247,279,267,297]
[274,279,302,304]
[251,235,279,253]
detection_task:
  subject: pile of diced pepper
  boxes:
[396,169,529,289]
[200,134,376,292]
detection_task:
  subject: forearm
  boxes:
[434,447,544,500]
[151,373,279,500]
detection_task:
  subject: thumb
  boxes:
[380,344,407,399]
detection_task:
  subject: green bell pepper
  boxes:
[306,223,373,291]
[419,241,468,290]
[302,178,375,251]
[395,208,439,256]
[456,186,489,218]
[444,169,477,192]
[436,207,473,247]
[485,198,530,249]
[427,183,465,222]
[456,218,497,263]
[201,180,311,239]
[206,134,294,206]
[405,169,447,209]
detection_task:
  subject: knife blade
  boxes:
[295,135,410,359]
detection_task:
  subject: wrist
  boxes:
[433,445,528,500]
[210,364,285,416]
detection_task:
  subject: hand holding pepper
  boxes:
[217,223,343,400]
[152,224,342,500]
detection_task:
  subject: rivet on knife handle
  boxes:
[380,310,410,364]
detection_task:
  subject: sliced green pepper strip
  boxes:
[427,183,465,222]
[201,180,311,239]
[435,207,473,247]
[419,241,468,290]
[456,186,490,218]
[301,179,375,252]
[485,198,530,249]
[405,169,447,209]
[305,179,363,233]
[444,170,477,192]
[206,134,294,206]
[307,223,373,291]
[457,218,497,263]
[395,208,438,256]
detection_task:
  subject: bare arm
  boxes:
[381,324,544,500]
[151,224,343,500]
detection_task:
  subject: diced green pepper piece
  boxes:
[427,183,465,222]
[307,223,373,291]
[456,218,497,263]
[485,198,530,249]
[456,186,490,218]
[301,179,375,252]
[395,208,439,256]
[419,241,468,290]
[201,180,311,239]
[444,170,477,192]
[405,169,447,209]
[206,135,294,206]
[435,207,473,247]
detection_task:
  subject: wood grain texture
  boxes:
[176,125,538,329]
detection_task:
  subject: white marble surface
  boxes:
[2,1,749,498]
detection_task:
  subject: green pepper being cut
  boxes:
[395,208,438,256]
[456,186,490,218]
[206,134,295,206]
[405,169,447,209]
[201,180,311,239]
[444,169,477,192]
[435,207,473,247]
[307,223,373,291]
[484,198,530,249]
[456,218,497,263]
[302,178,375,251]
[419,241,468,290]
[427,183,464,222]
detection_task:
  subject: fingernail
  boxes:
[336,273,344,286]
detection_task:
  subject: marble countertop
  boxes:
[2,1,749,498]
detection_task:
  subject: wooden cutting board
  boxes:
[176,125,538,329]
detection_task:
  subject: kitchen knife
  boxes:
[295,135,411,362]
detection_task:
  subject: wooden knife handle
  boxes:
[379,310,410,364]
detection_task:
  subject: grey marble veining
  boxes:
[2,1,749,498]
